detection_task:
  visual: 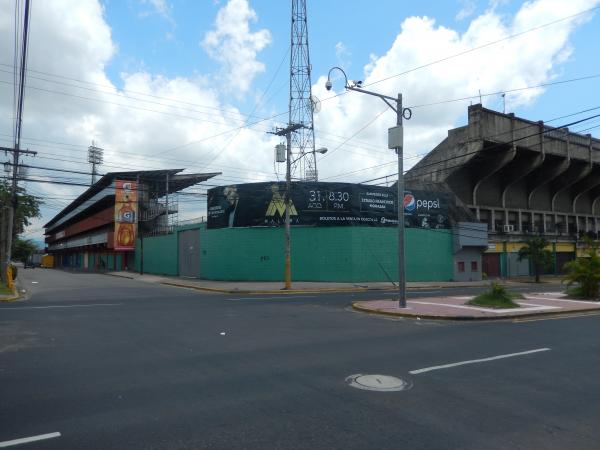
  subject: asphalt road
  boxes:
[1,269,599,449]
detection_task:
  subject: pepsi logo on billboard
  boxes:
[404,194,416,211]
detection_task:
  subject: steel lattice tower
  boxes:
[289,0,317,181]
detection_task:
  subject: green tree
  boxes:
[0,181,43,282]
[564,238,600,299]
[0,181,43,237]
[518,236,553,283]
[12,238,38,264]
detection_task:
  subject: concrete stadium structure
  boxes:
[407,104,600,277]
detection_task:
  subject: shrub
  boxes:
[467,282,521,309]
[564,238,600,299]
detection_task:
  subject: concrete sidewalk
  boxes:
[106,271,499,294]
[353,292,600,320]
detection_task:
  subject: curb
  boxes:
[103,271,547,292]
[0,285,21,303]
[351,302,600,321]
[105,273,137,280]
[162,281,501,294]
[160,281,376,295]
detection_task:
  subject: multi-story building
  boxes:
[44,169,218,271]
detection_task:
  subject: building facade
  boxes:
[44,170,218,271]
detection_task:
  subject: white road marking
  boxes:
[31,281,38,284]
[517,302,562,310]
[226,295,317,301]
[0,432,61,448]
[0,303,122,310]
[409,300,558,313]
[524,296,600,305]
[409,348,551,375]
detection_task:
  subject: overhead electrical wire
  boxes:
[4,5,599,200]
[364,5,600,89]
[358,105,600,184]
[353,114,600,185]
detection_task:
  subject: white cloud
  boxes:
[335,41,351,70]
[0,0,277,238]
[201,0,271,96]
[139,0,174,25]
[456,0,477,21]
[313,0,600,184]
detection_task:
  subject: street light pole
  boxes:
[395,94,406,308]
[326,67,411,308]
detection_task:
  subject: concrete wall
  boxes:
[134,233,178,276]
[198,226,454,282]
[453,248,483,282]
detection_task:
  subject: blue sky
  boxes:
[101,0,600,124]
[1,0,600,240]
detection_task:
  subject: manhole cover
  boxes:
[345,374,411,392]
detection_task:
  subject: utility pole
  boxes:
[393,94,407,308]
[1,146,36,283]
[269,123,304,289]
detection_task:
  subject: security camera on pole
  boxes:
[325,67,412,308]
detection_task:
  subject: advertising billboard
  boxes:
[403,189,452,229]
[114,180,138,251]
[207,182,451,229]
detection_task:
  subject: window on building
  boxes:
[458,261,465,272]
[471,261,478,272]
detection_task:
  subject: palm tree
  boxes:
[518,236,553,283]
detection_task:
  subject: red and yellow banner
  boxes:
[114,180,138,251]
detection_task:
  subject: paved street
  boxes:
[1,269,599,449]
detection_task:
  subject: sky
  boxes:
[1,0,600,243]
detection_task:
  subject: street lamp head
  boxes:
[315,147,328,154]
[326,66,350,91]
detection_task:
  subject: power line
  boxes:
[352,105,600,184]
[0,63,273,124]
[0,78,288,131]
[2,71,597,167]
[405,112,600,178]
[405,74,600,109]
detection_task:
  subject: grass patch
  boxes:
[467,283,522,309]
[0,282,13,295]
